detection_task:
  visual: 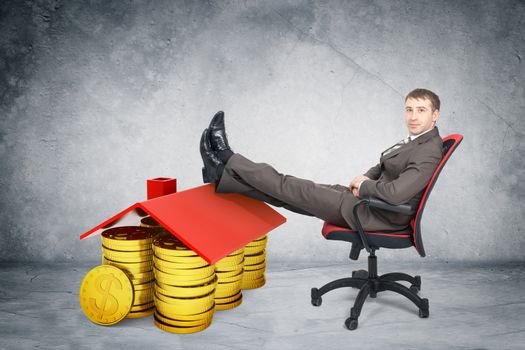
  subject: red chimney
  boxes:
[147,178,177,199]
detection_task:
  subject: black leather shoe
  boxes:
[200,128,223,184]
[208,110,232,152]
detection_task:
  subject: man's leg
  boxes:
[216,153,351,228]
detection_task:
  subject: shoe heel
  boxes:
[202,167,210,183]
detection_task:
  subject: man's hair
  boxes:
[405,88,440,111]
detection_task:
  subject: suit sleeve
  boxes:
[363,163,381,180]
[359,144,442,205]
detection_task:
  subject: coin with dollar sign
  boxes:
[79,265,134,325]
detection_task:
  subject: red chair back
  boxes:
[411,134,463,256]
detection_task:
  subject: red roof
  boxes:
[80,184,287,264]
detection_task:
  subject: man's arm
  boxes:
[359,145,442,205]
[363,163,381,180]
[349,163,381,197]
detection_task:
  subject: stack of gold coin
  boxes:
[214,247,245,310]
[100,226,156,318]
[152,234,217,334]
[241,234,268,289]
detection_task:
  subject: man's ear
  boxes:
[432,109,439,123]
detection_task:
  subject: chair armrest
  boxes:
[352,197,416,253]
[367,197,416,215]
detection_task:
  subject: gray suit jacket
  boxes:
[340,127,443,232]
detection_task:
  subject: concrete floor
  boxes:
[0,261,524,350]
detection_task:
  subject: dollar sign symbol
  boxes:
[89,274,123,318]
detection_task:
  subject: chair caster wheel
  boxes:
[311,288,322,306]
[418,299,429,318]
[352,270,368,279]
[345,317,358,330]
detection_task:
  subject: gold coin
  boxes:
[214,291,242,304]
[103,240,152,251]
[154,263,215,277]
[215,268,243,278]
[154,289,215,306]
[155,310,213,327]
[153,247,198,258]
[153,252,207,264]
[246,241,265,248]
[102,253,152,264]
[101,226,155,248]
[154,292,215,315]
[215,255,244,269]
[217,270,243,283]
[133,280,154,291]
[215,293,243,311]
[126,270,155,281]
[102,245,153,255]
[244,261,266,271]
[127,307,154,319]
[242,271,266,281]
[131,301,155,312]
[215,281,242,298]
[156,275,216,287]
[153,313,212,334]
[156,304,215,321]
[245,239,267,249]
[140,216,161,228]
[133,291,154,305]
[242,275,266,290]
[155,276,218,298]
[102,246,153,258]
[102,256,154,273]
[129,276,154,285]
[244,252,265,265]
[153,255,210,269]
[154,267,215,283]
[79,265,134,326]
[153,235,196,255]
[245,247,265,256]
[246,238,267,247]
[140,217,172,239]
[133,283,154,293]
[153,258,215,275]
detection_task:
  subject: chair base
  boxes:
[311,252,429,330]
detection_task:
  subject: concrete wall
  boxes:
[1,0,523,263]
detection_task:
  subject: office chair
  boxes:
[311,134,463,330]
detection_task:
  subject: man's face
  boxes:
[404,97,439,136]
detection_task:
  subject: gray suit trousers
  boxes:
[215,153,352,228]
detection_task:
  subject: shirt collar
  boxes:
[408,127,434,141]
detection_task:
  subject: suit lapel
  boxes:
[380,127,439,161]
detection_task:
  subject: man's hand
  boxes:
[349,175,370,190]
[349,175,370,198]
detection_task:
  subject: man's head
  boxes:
[404,88,440,136]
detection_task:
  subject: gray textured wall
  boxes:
[1,0,524,263]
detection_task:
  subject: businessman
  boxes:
[199,88,443,232]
